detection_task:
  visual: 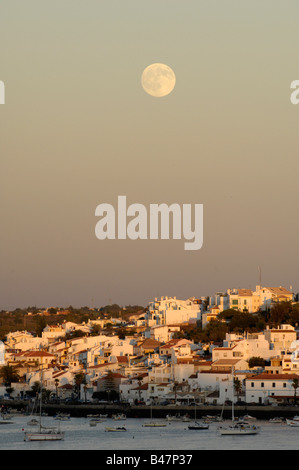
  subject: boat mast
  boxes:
[39,368,43,432]
[231,366,235,424]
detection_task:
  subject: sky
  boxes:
[1,0,299,310]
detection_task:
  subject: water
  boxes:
[0,414,297,450]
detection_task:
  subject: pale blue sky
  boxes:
[1,1,299,309]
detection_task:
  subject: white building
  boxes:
[245,373,299,405]
[5,331,46,351]
[263,324,297,352]
[206,285,293,320]
[146,296,202,326]
[149,325,181,343]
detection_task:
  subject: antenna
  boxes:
[258,266,262,286]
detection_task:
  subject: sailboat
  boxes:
[105,425,127,432]
[0,413,14,425]
[24,370,65,441]
[286,419,299,427]
[143,403,167,427]
[218,367,260,436]
[188,404,209,430]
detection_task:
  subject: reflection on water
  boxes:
[0,414,296,450]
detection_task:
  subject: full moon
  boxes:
[141,63,176,97]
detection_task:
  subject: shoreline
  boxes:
[2,400,299,420]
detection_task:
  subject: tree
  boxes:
[292,378,299,405]
[54,378,59,398]
[36,316,47,337]
[233,377,242,401]
[73,372,86,397]
[103,371,119,402]
[0,365,20,387]
[248,357,265,369]
[269,301,292,326]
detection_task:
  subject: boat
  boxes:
[202,415,220,423]
[219,423,260,435]
[24,426,65,441]
[27,418,39,426]
[143,422,167,427]
[188,422,209,430]
[0,414,14,425]
[241,414,256,421]
[54,412,70,421]
[181,414,191,422]
[286,419,299,427]
[24,370,65,442]
[105,426,127,432]
[166,414,182,422]
[143,403,167,427]
[188,404,209,430]
[87,413,107,419]
[269,417,284,423]
[89,417,105,425]
[287,415,299,422]
[112,413,126,420]
[218,367,260,436]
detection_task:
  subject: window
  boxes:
[283,383,287,388]
[261,382,264,388]
[232,300,238,305]
[251,382,254,387]
[272,383,276,388]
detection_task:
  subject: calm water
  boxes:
[0,414,297,451]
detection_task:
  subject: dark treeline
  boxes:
[178,301,299,344]
[0,304,145,341]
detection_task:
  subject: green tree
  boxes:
[0,365,20,387]
[269,301,292,326]
[73,372,86,397]
[248,357,265,369]
[233,377,242,401]
[292,378,299,405]
[54,378,59,398]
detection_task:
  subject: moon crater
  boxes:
[141,63,176,97]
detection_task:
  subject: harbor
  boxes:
[0,412,299,450]
[3,400,299,421]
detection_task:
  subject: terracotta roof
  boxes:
[99,372,126,379]
[265,287,292,295]
[238,289,253,296]
[160,339,181,348]
[200,370,234,374]
[116,356,129,363]
[249,373,299,381]
[140,339,161,348]
[16,351,55,358]
[132,384,148,391]
[212,359,240,365]
[177,359,194,364]
[59,384,73,389]
[269,330,295,333]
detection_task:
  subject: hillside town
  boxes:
[1,284,299,409]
